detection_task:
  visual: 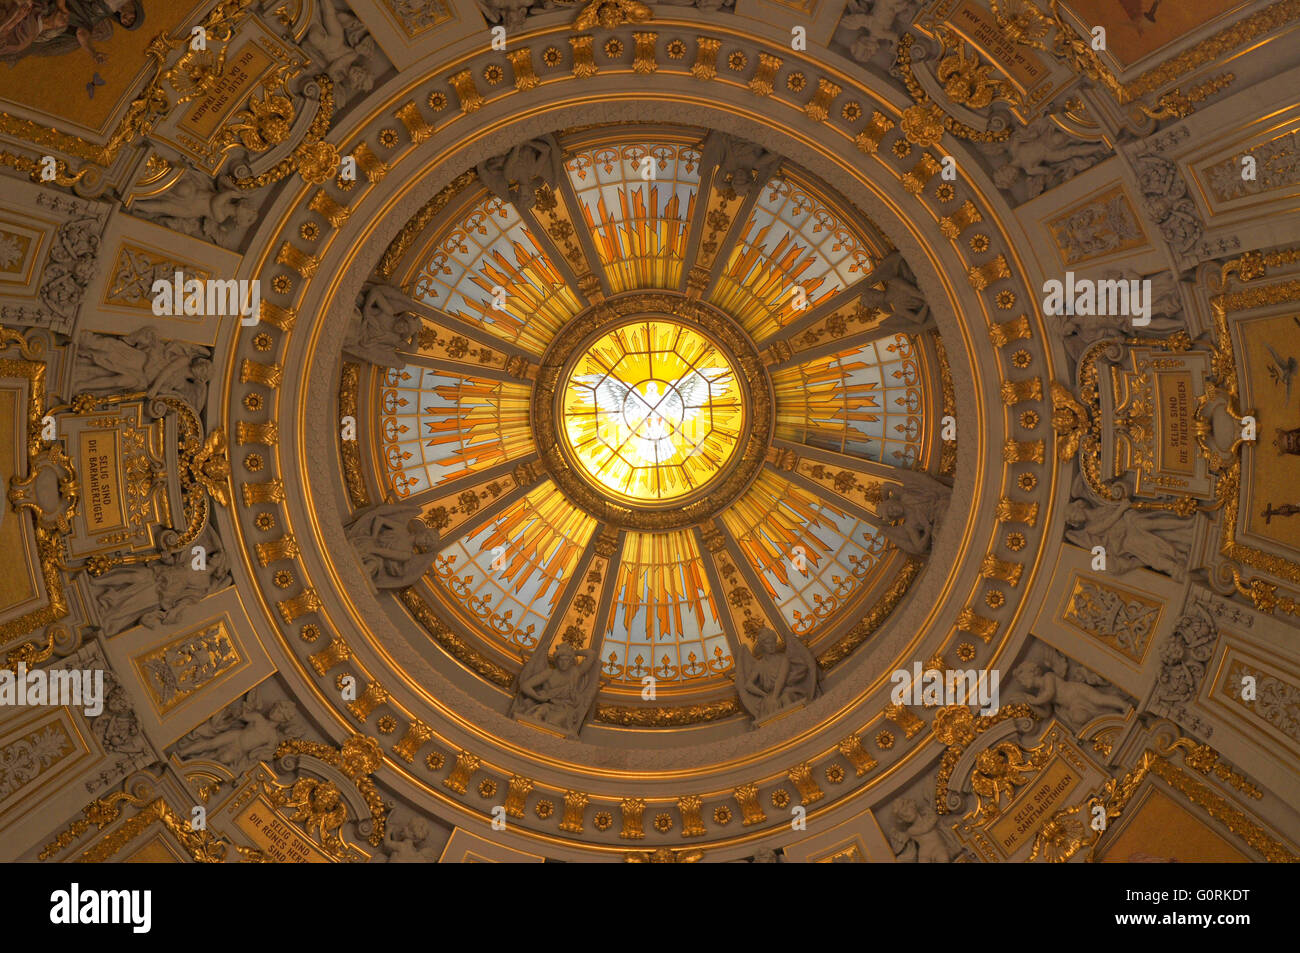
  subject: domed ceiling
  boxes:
[2,0,1299,867]
[364,123,941,721]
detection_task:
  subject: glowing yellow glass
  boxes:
[561,321,745,503]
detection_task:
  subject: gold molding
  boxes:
[1035,734,1297,863]
[398,587,515,688]
[1040,0,1299,106]
[0,357,68,643]
[1210,249,1300,585]
[338,362,368,509]
[41,791,256,863]
[818,556,924,669]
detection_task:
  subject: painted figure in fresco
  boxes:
[0,0,143,65]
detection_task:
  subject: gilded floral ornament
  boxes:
[934,705,1037,814]
[574,0,651,30]
[1049,381,1089,461]
[275,736,387,845]
[935,28,1017,110]
[624,847,704,863]
[282,778,349,845]
[1137,72,1234,121]
[991,0,1052,50]
[189,429,232,508]
[932,704,979,747]
[899,102,945,148]
[969,741,1049,822]
[226,84,296,152]
[167,46,230,104]
[296,139,342,185]
[1028,803,1091,862]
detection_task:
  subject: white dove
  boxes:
[579,370,725,465]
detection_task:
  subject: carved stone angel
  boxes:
[72,326,157,393]
[476,135,564,211]
[129,169,259,250]
[344,503,440,589]
[302,0,378,102]
[988,120,1109,203]
[838,0,914,64]
[174,686,302,773]
[377,813,443,863]
[1010,662,1129,728]
[734,627,821,721]
[1056,268,1186,368]
[888,795,955,863]
[73,329,213,412]
[510,641,602,736]
[1063,475,1195,580]
[89,529,232,635]
[699,130,781,197]
[342,284,422,368]
[1007,642,1129,729]
[857,249,932,336]
[876,471,951,556]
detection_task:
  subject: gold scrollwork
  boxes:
[896,35,1011,144]
[273,735,387,847]
[933,704,1037,814]
[1038,737,1296,863]
[0,0,258,182]
[574,0,651,31]
[232,75,336,190]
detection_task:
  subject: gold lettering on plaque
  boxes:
[234,795,333,863]
[1158,371,1194,474]
[939,0,1051,97]
[79,430,124,532]
[179,45,274,140]
[988,757,1081,856]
